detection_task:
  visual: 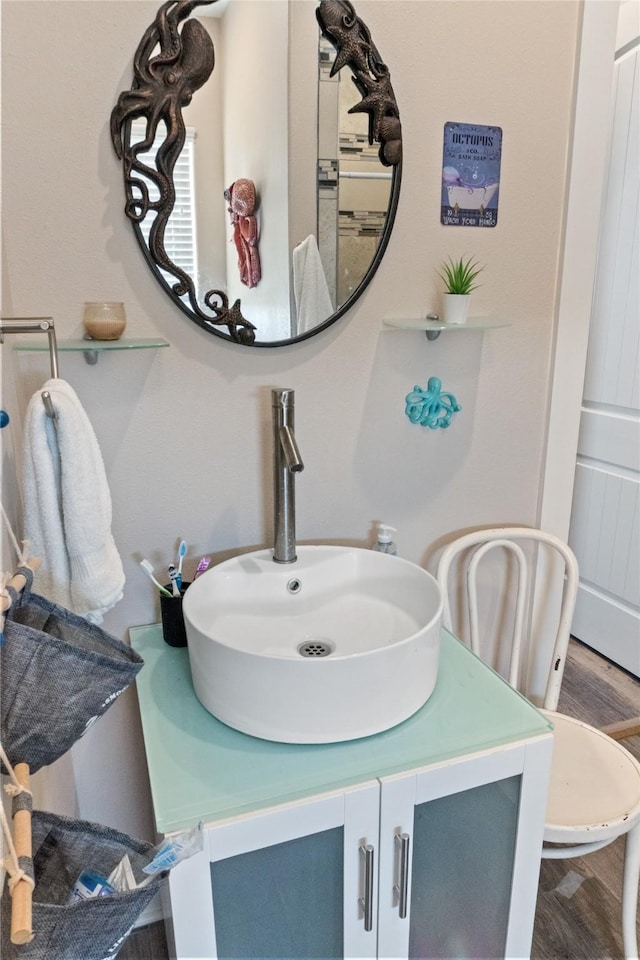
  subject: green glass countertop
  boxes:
[130,625,551,834]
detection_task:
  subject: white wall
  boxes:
[1,0,580,840]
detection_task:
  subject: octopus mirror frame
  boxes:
[110,0,402,347]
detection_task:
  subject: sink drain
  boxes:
[298,639,334,658]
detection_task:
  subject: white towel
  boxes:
[22,378,125,623]
[292,235,334,335]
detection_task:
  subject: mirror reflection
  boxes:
[112,0,402,346]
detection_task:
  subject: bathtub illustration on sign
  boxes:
[443,166,499,213]
[443,172,500,213]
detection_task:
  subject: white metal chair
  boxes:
[436,527,640,959]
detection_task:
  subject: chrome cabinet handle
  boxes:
[358,843,375,932]
[394,832,410,919]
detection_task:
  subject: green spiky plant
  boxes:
[437,256,484,295]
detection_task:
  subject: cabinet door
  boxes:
[168,781,380,960]
[377,737,551,959]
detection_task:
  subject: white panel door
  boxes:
[568,38,640,676]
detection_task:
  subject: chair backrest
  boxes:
[436,527,579,710]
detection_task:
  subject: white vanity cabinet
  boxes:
[377,744,549,959]
[172,782,380,959]
[130,626,552,960]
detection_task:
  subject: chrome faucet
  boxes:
[272,388,304,563]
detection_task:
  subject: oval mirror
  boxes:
[111,0,402,347]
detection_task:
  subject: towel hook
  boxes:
[0,318,59,419]
[40,391,56,419]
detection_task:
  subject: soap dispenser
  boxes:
[373,524,397,555]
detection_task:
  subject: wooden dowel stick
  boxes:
[0,558,41,633]
[0,558,41,613]
[10,762,34,945]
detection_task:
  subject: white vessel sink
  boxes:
[183,546,443,743]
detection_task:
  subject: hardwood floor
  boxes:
[119,919,170,960]
[119,639,639,959]
[556,640,640,764]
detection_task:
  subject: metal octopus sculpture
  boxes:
[225,180,262,289]
[110,0,256,345]
[316,0,402,166]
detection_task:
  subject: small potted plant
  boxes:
[437,255,484,325]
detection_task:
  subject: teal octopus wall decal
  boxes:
[405,377,461,429]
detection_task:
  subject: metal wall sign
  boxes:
[441,122,502,227]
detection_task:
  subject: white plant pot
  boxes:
[442,293,471,325]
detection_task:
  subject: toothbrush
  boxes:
[176,540,187,589]
[168,564,181,597]
[140,559,172,598]
[194,556,211,579]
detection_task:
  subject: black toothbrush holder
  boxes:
[160,583,191,647]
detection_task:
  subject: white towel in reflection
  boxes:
[292,235,334,335]
[22,378,125,623]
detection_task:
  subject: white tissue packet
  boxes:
[107,854,137,892]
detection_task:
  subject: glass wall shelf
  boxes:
[384,316,510,341]
[13,336,170,364]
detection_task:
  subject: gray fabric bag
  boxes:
[0,810,167,960]
[1,566,142,772]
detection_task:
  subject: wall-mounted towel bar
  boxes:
[338,170,393,180]
[0,318,59,418]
